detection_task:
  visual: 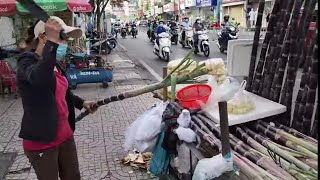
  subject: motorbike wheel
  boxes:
[110,41,116,49]
[204,45,210,57]
[174,37,178,45]
[164,52,170,62]
[219,47,224,53]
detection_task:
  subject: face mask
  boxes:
[56,43,68,61]
[196,20,200,24]
[159,24,164,27]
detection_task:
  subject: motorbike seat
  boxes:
[86,54,96,60]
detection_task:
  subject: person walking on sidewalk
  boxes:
[17,17,97,180]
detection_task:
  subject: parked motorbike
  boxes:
[179,26,193,48]
[169,27,179,45]
[194,30,210,57]
[87,32,112,54]
[216,26,239,53]
[107,34,117,49]
[131,26,137,38]
[121,27,127,38]
[153,32,171,62]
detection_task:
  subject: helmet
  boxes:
[224,14,230,21]
[159,20,164,24]
[183,16,189,20]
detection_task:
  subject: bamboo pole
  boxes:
[246,0,265,91]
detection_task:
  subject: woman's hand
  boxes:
[83,101,98,114]
[45,18,63,43]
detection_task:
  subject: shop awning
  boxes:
[0,0,93,16]
[0,0,16,16]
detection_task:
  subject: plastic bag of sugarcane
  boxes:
[227,80,255,114]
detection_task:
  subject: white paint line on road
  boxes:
[118,42,163,82]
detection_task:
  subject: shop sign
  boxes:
[196,0,211,7]
[163,2,174,12]
[185,0,195,7]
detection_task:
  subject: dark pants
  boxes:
[24,137,80,180]
[181,31,186,41]
[193,35,199,51]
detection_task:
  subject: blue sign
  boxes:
[196,0,211,7]
[211,0,217,6]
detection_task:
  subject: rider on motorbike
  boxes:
[131,21,138,36]
[192,17,205,53]
[180,16,191,42]
[221,14,231,27]
[169,18,177,29]
[155,20,167,46]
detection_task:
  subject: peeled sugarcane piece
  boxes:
[263,0,295,99]
[251,0,282,94]
[246,0,265,91]
[258,0,288,96]
[258,121,318,154]
[241,126,318,174]
[274,122,318,145]
[301,32,318,135]
[255,123,318,160]
[292,20,318,130]
[310,105,318,139]
[167,58,197,76]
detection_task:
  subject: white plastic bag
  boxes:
[177,109,191,128]
[202,76,240,111]
[124,101,169,152]
[172,143,198,174]
[227,80,255,114]
[175,127,197,143]
[192,154,233,180]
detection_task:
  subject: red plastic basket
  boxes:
[176,84,212,109]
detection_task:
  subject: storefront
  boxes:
[222,0,245,27]
[163,2,174,20]
[247,0,274,27]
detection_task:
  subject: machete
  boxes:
[16,0,68,40]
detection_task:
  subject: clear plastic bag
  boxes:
[124,101,169,152]
[227,80,255,114]
[175,127,197,143]
[192,153,233,180]
[202,76,240,111]
[177,109,191,128]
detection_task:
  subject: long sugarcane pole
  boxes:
[255,123,318,160]
[251,0,282,94]
[279,0,304,126]
[301,40,318,135]
[260,0,295,98]
[310,105,318,139]
[292,20,318,130]
[241,126,317,174]
[274,122,318,144]
[258,121,318,153]
[75,68,207,121]
[246,0,265,91]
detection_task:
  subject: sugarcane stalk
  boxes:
[75,64,207,121]
[310,105,318,139]
[234,151,279,180]
[279,0,304,126]
[262,0,295,99]
[241,126,317,174]
[301,32,318,135]
[258,121,318,153]
[274,122,318,144]
[258,0,288,96]
[251,0,282,94]
[255,123,318,160]
[246,0,265,91]
[232,152,266,180]
[193,115,295,179]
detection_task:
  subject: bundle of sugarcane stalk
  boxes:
[246,0,318,135]
[166,101,318,180]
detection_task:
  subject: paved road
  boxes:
[117,28,257,80]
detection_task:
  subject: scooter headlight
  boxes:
[230,27,235,31]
